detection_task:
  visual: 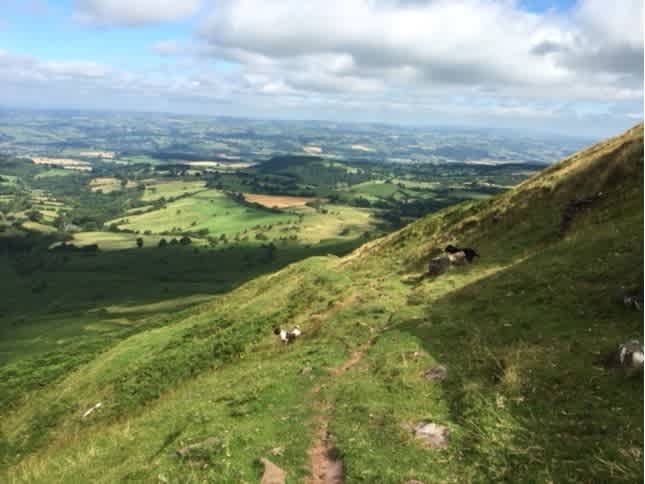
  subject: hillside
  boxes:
[1,125,643,483]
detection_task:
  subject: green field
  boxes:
[109,189,378,245]
[140,180,207,202]
[349,180,401,199]
[68,231,167,250]
[0,174,18,185]
[34,169,76,179]
[289,204,376,242]
[111,189,298,236]
[113,154,162,165]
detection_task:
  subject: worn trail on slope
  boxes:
[306,337,375,484]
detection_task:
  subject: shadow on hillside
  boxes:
[6,238,363,310]
[396,241,643,482]
[0,237,366,363]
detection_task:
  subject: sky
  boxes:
[0,0,642,137]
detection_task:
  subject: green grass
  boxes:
[140,180,206,202]
[267,204,377,244]
[111,189,297,237]
[111,192,378,245]
[20,221,57,233]
[34,169,75,179]
[0,125,642,483]
[114,155,162,165]
[69,231,171,250]
[0,174,18,185]
[349,180,401,199]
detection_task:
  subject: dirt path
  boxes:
[306,419,343,484]
[305,338,375,484]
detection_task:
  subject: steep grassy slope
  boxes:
[1,125,642,483]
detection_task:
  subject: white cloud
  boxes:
[0,50,111,82]
[197,0,642,101]
[74,0,201,26]
[1,1,641,136]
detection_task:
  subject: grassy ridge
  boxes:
[1,125,642,482]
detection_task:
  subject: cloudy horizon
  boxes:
[0,0,643,137]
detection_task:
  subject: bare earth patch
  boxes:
[260,457,286,484]
[306,337,376,483]
[89,177,121,193]
[31,157,91,171]
[184,160,256,169]
[243,193,322,208]
[80,151,115,159]
[306,422,343,484]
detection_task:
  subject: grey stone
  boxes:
[175,437,220,458]
[413,421,449,448]
[423,365,448,382]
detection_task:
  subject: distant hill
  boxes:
[254,154,371,190]
[256,155,325,173]
[1,125,643,482]
[431,145,491,161]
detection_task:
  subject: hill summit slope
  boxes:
[2,125,643,483]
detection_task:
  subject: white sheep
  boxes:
[273,325,302,344]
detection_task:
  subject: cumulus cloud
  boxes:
[0,50,111,82]
[196,0,642,102]
[1,1,641,136]
[74,0,201,26]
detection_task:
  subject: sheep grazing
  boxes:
[273,325,302,344]
[462,248,479,262]
[273,327,289,343]
[603,340,644,372]
[448,252,467,266]
[444,245,479,262]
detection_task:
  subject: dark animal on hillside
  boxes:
[444,245,479,262]
[461,248,479,262]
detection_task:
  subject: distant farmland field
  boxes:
[109,189,296,236]
[242,193,321,208]
[140,179,207,201]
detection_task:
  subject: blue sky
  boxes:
[0,0,642,137]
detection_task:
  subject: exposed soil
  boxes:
[306,337,375,483]
[260,457,286,484]
[242,193,322,208]
[306,421,343,484]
